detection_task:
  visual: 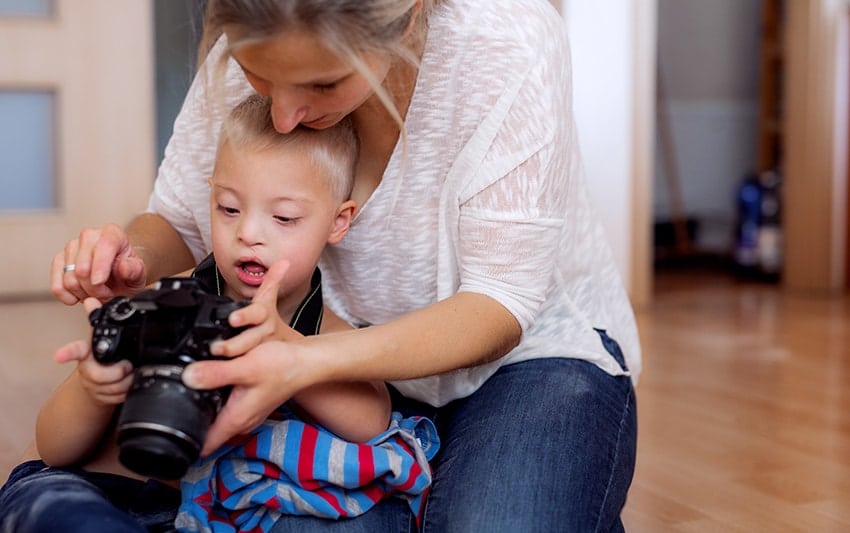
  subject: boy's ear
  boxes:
[327,200,357,245]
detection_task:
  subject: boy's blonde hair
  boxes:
[220,94,358,202]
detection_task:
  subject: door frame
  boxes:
[782,0,849,292]
[629,3,657,308]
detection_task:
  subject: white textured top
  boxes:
[149,0,641,407]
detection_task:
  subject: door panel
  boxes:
[0,0,155,297]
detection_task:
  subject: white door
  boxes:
[0,0,155,297]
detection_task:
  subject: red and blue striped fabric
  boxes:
[176,410,439,533]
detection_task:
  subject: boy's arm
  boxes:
[36,317,134,467]
[290,379,391,443]
[35,369,119,466]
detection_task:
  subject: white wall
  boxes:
[560,0,638,288]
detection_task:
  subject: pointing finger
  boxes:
[226,260,289,330]
[252,260,289,308]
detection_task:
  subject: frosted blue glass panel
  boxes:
[0,91,56,210]
[0,0,52,17]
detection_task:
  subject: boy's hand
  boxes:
[54,298,134,406]
[210,260,303,357]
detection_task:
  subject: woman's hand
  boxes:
[53,298,134,406]
[50,224,148,305]
[185,260,309,455]
[187,339,308,455]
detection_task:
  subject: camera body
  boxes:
[89,277,248,479]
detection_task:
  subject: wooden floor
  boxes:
[623,267,850,532]
[1,268,849,530]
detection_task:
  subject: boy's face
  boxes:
[209,141,353,305]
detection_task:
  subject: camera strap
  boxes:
[288,268,323,337]
[192,253,324,337]
[192,253,223,295]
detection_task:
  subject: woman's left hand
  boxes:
[186,337,310,455]
[183,260,310,455]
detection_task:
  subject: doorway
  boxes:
[0,1,155,297]
[652,0,850,293]
[652,0,768,283]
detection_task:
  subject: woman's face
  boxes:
[227,29,392,133]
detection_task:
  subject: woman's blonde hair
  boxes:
[219,94,359,202]
[198,0,443,132]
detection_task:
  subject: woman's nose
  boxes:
[270,90,308,133]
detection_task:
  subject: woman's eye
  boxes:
[312,82,337,93]
[274,215,296,224]
[218,205,239,215]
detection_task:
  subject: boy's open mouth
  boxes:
[236,260,266,286]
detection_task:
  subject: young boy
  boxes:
[0,95,437,533]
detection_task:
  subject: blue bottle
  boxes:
[734,173,762,270]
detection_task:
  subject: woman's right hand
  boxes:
[50,223,148,305]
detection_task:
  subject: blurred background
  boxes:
[2,0,847,302]
[564,0,849,305]
[1,0,848,530]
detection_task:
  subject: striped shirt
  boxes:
[177,409,439,532]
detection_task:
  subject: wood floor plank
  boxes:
[624,268,850,532]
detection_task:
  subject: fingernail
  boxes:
[182,366,200,388]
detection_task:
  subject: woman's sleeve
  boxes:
[456,22,580,333]
[146,36,254,262]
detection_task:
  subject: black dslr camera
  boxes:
[89,277,248,479]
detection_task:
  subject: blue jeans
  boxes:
[0,460,179,533]
[270,331,638,532]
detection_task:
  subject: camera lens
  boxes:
[116,365,226,479]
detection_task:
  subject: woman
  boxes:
[53,0,640,530]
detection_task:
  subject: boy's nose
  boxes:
[236,216,265,246]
